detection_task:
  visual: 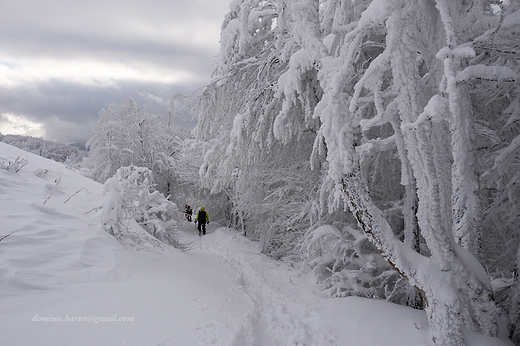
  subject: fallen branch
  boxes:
[84,206,102,215]
[0,230,18,242]
[63,188,86,204]
[43,174,63,204]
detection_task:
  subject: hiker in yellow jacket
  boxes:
[195,206,209,236]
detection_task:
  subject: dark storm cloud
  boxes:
[0,0,230,143]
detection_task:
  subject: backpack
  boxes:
[198,211,207,223]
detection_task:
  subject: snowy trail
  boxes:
[191,227,335,346]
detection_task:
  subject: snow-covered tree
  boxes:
[198,0,520,344]
[85,97,193,199]
[196,0,322,256]
[301,0,518,344]
[101,166,186,249]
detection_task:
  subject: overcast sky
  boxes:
[0,0,231,145]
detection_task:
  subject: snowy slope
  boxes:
[0,142,511,346]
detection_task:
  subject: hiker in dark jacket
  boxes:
[195,206,209,236]
[185,205,193,222]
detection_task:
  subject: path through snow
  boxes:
[187,226,335,345]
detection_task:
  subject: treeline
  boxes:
[0,133,86,167]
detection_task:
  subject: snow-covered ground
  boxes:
[0,142,511,346]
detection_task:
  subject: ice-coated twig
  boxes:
[0,230,18,242]
[63,188,86,204]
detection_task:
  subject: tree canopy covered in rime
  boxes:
[195,0,520,344]
[83,96,213,222]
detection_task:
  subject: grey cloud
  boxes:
[0,1,226,56]
[0,0,228,143]
[0,80,198,145]
[1,28,219,83]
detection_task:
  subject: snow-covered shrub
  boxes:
[101,166,186,249]
[34,168,48,178]
[102,177,127,239]
[1,156,29,173]
[303,224,420,307]
[261,227,306,261]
